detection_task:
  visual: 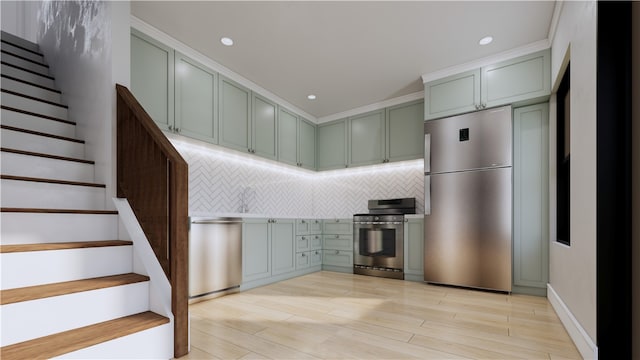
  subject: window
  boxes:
[556,64,570,245]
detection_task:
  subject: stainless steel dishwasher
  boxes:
[189,217,242,303]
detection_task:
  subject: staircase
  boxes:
[0,31,172,359]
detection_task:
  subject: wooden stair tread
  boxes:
[0,240,133,254]
[0,148,93,164]
[0,311,169,360]
[0,273,150,305]
[1,105,75,125]
[0,208,117,214]
[1,125,82,143]
[0,175,106,188]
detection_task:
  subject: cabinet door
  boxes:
[296,235,311,252]
[242,219,270,282]
[317,119,347,170]
[130,30,174,131]
[482,49,550,108]
[278,107,298,166]
[322,250,353,267]
[323,234,353,251]
[386,100,424,162]
[271,219,296,276]
[404,218,424,276]
[219,76,251,153]
[308,219,322,234]
[296,252,310,269]
[174,52,217,143]
[310,234,323,250]
[513,103,549,289]
[349,109,385,166]
[424,69,480,120]
[322,219,352,234]
[299,118,316,170]
[252,94,277,160]
[310,250,322,266]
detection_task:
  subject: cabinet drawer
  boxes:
[323,235,353,251]
[310,234,322,250]
[322,219,352,234]
[310,249,322,266]
[296,251,310,269]
[296,219,322,235]
[322,250,353,267]
[296,235,311,252]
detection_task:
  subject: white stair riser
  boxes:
[1,33,41,53]
[1,152,94,182]
[1,246,133,290]
[1,43,45,64]
[1,64,55,88]
[1,92,67,119]
[1,52,49,76]
[1,76,61,103]
[0,282,150,347]
[0,108,75,138]
[53,323,173,360]
[0,180,104,210]
[1,129,84,158]
[0,213,118,245]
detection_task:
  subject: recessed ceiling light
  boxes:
[479,36,493,46]
[307,94,317,100]
[221,37,234,46]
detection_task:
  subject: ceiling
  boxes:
[131,1,556,120]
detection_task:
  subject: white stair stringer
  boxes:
[1,281,150,347]
[0,108,75,138]
[1,245,133,290]
[1,128,85,159]
[1,178,106,210]
[0,30,174,359]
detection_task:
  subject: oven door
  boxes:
[353,222,404,269]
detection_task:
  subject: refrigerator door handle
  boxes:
[424,133,431,174]
[424,175,431,215]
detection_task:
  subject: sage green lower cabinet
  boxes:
[242,219,271,282]
[278,107,298,166]
[322,219,353,273]
[174,52,217,143]
[403,217,424,282]
[296,219,322,235]
[296,251,311,269]
[219,76,252,153]
[386,100,425,162]
[317,119,347,170]
[482,49,551,109]
[424,69,480,121]
[348,109,386,166]
[130,29,174,131]
[270,219,296,276]
[252,94,277,160]
[298,118,316,170]
[513,103,549,296]
[309,249,322,266]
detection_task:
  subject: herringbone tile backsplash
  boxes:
[173,140,424,218]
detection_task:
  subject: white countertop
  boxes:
[189,212,423,220]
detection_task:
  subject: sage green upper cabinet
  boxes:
[513,103,549,293]
[386,100,424,162]
[482,49,551,108]
[298,118,316,170]
[252,94,278,160]
[424,49,550,121]
[130,29,174,131]
[424,69,480,121]
[174,52,217,143]
[317,119,347,170]
[219,76,252,153]
[278,107,299,166]
[348,109,386,166]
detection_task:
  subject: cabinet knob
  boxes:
[302,236,306,240]
[301,253,306,257]
[335,235,339,239]
[335,250,340,255]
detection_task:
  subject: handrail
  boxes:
[115,84,188,358]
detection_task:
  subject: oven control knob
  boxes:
[374,216,379,221]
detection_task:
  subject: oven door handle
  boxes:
[425,175,431,215]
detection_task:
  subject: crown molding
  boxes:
[421,39,551,84]
[130,15,318,123]
[548,1,564,46]
[316,90,424,124]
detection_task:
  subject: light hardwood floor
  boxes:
[186,271,581,359]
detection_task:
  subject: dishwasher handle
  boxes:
[191,218,242,225]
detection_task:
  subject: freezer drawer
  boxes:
[424,168,512,292]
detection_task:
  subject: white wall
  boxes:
[547,0,598,355]
[34,1,130,206]
[1,1,39,42]
[633,2,640,358]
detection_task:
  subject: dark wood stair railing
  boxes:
[115,84,188,358]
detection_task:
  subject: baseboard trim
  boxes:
[547,284,598,359]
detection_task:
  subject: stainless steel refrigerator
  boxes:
[423,105,512,292]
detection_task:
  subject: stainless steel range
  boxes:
[353,198,416,280]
